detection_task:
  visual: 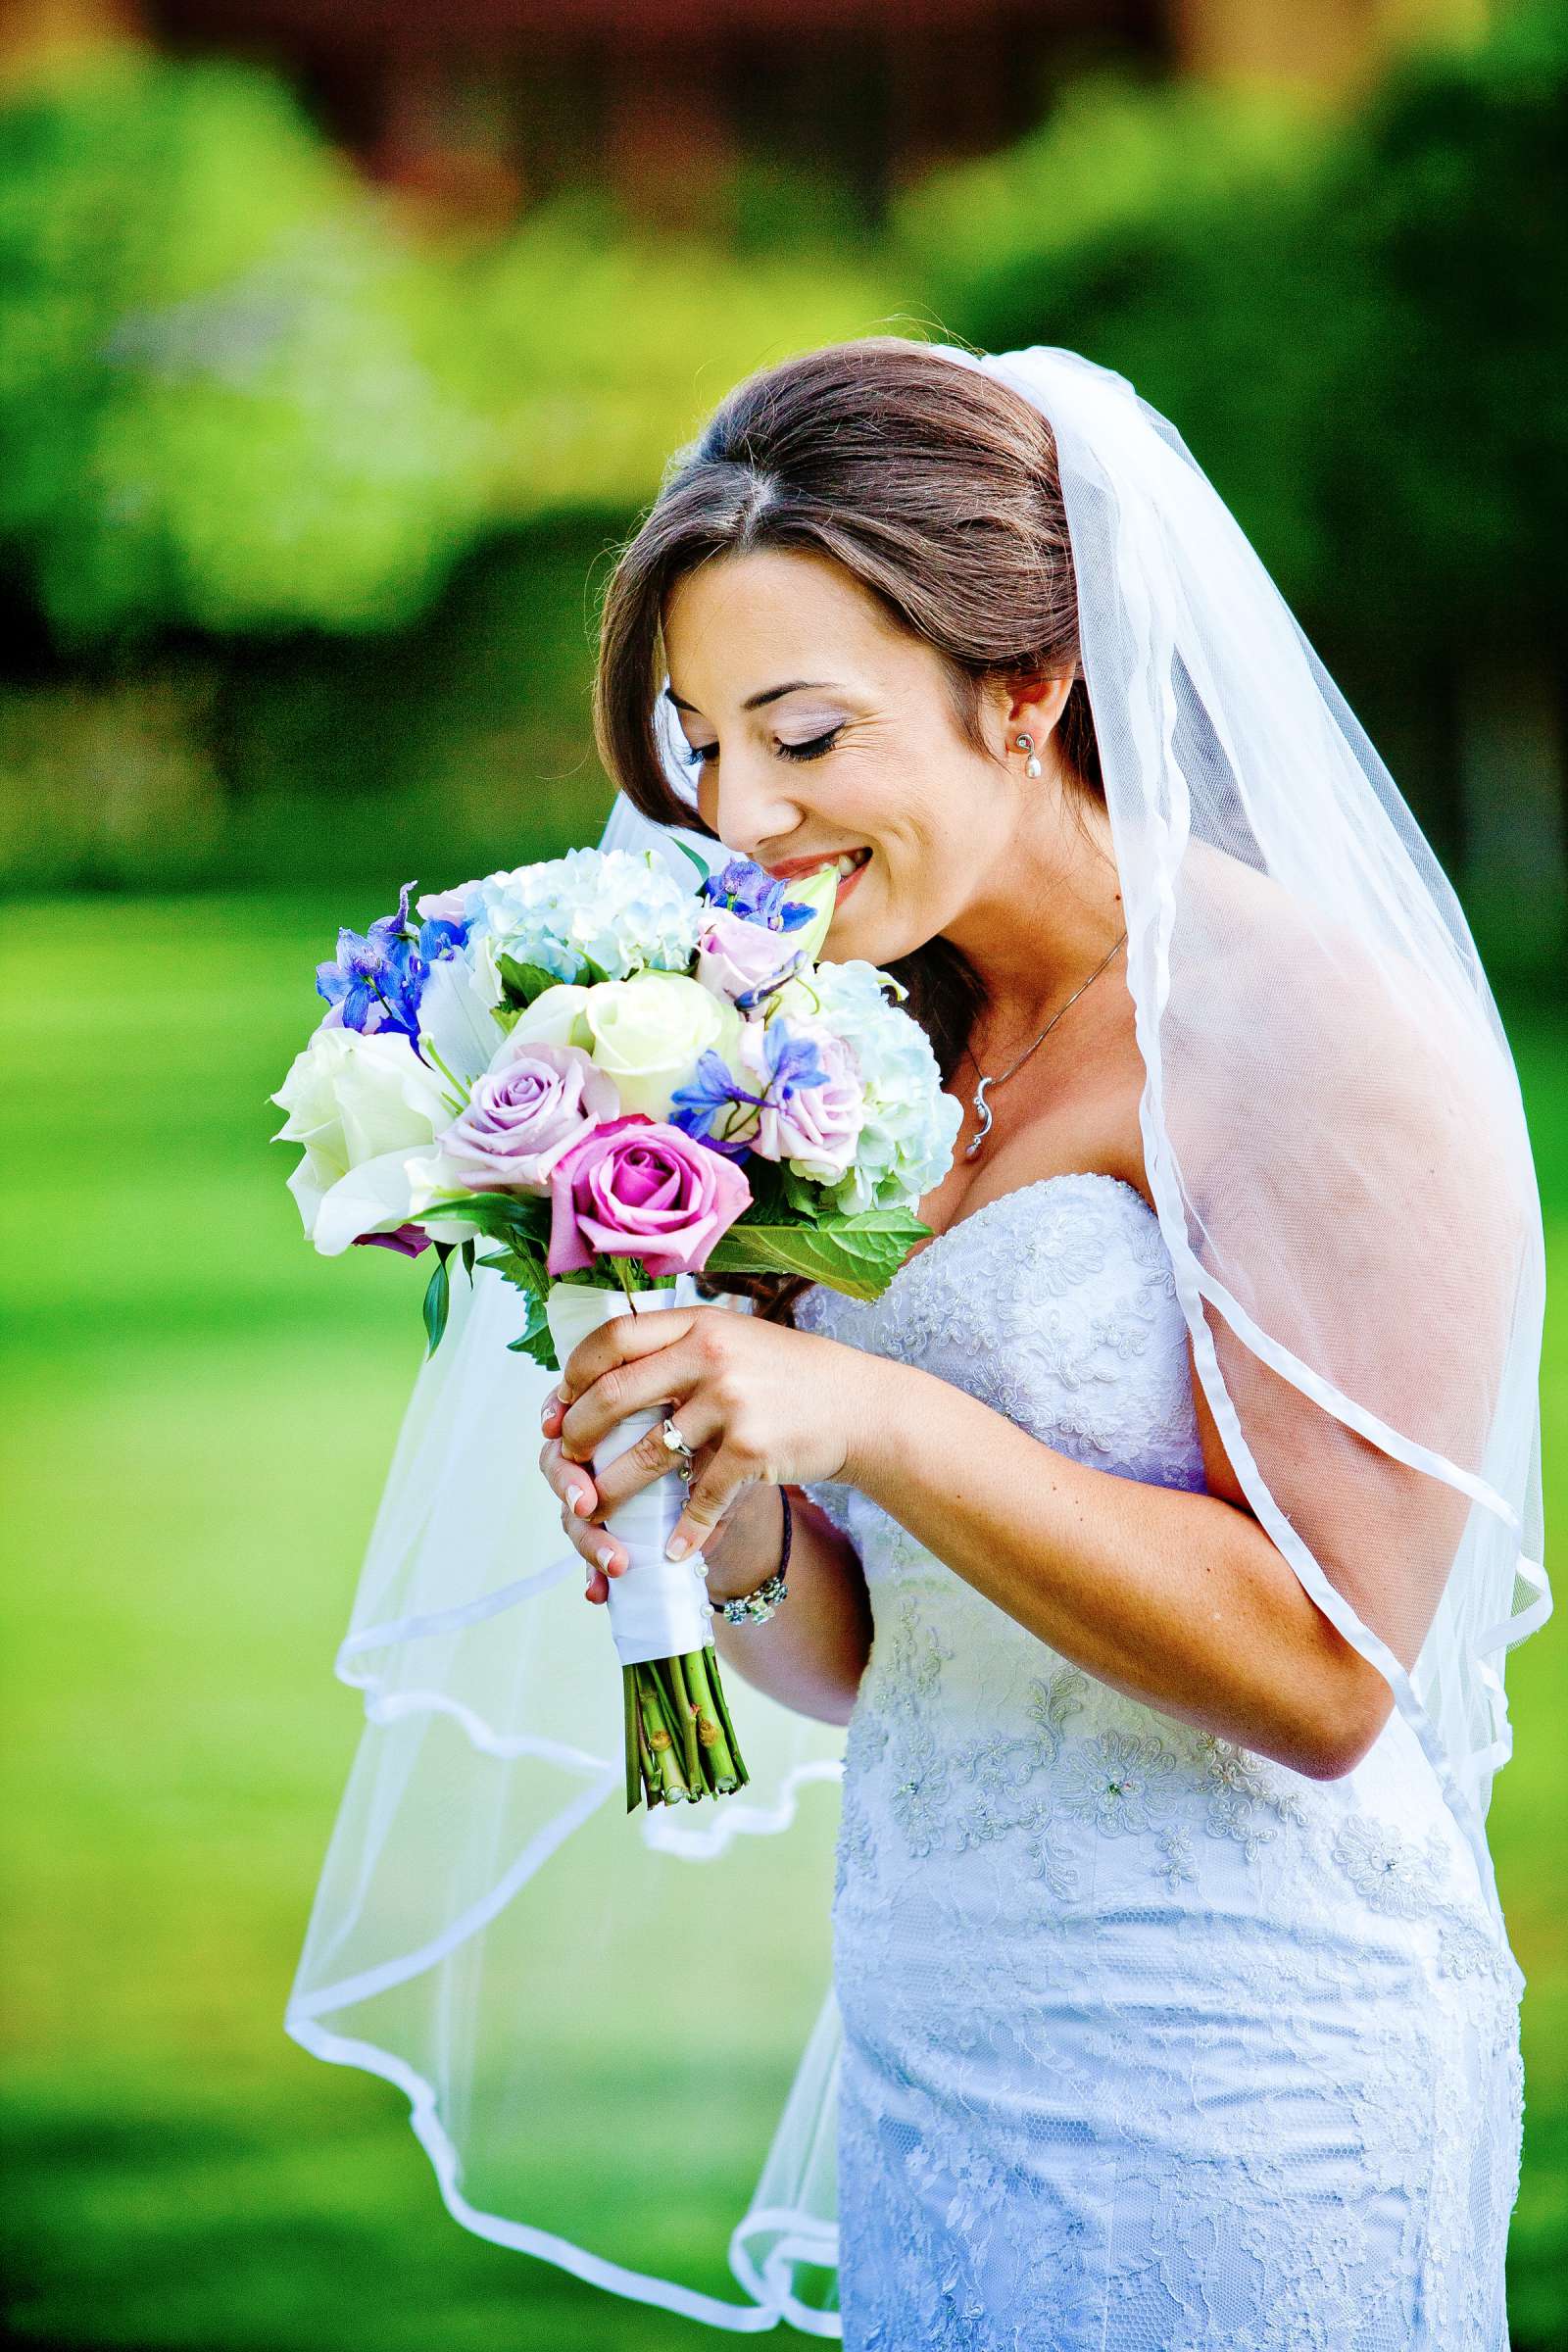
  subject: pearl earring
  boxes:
[1014,730,1044,780]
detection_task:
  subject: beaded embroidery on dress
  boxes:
[796,1172,1526,2352]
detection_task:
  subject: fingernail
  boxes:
[665,1533,689,1561]
[569,1486,592,1516]
[595,1544,617,1573]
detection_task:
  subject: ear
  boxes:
[982,671,1075,758]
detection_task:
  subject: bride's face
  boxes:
[662,546,1056,966]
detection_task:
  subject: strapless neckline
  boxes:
[899,1168,1154,1290]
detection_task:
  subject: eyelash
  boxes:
[683,725,844,771]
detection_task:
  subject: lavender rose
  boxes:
[547,1115,752,1279]
[752,1023,866,1182]
[696,906,807,1008]
[430,1040,619,1195]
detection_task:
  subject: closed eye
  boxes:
[681,724,845,772]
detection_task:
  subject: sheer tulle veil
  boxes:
[284,342,1550,2332]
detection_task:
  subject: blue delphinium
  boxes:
[699,857,815,934]
[316,881,469,1046]
[670,1019,828,1157]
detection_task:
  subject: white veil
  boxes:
[284,342,1549,2335]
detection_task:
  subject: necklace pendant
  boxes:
[964,1077,995,1161]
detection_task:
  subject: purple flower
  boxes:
[698,857,814,933]
[435,1042,619,1194]
[696,906,808,1009]
[753,1024,865,1182]
[546,1115,752,1279]
[350,1222,431,1258]
[316,879,470,1046]
[669,1018,828,1158]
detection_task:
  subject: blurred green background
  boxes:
[2,0,1564,2346]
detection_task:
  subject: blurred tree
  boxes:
[896,1,1568,964]
[0,48,493,644]
[902,4,1568,663]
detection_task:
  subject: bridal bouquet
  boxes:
[270,843,960,1811]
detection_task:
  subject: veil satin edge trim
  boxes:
[283,2015,808,2333]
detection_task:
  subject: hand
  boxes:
[536,1304,876,1598]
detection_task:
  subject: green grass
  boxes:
[2,893,1564,2348]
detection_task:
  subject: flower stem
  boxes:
[619,1651,751,1810]
[636,1665,693,1803]
[622,1664,641,1814]
[680,1645,745,1791]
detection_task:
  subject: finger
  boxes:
[588,1399,725,1519]
[537,1436,599,1523]
[543,1458,625,1592]
[558,1304,703,1409]
[666,1447,758,1562]
[559,1341,709,1462]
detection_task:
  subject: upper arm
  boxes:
[1175,988,1523,1768]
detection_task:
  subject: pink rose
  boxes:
[547,1115,752,1278]
[752,1025,865,1182]
[441,1041,619,1193]
[696,907,805,1006]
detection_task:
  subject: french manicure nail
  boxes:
[569,1486,592,1516]
[595,1544,616,1573]
[665,1534,689,1561]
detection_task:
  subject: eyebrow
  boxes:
[663,679,836,715]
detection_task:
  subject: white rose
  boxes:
[270,1027,472,1256]
[507,982,594,1052]
[581,972,741,1120]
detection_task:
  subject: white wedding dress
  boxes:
[795,1170,1527,2352]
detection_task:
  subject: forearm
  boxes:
[702,1483,872,1729]
[851,1357,1380,1779]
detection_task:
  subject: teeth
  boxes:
[833,851,867,876]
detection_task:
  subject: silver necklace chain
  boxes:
[962,928,1128,1161]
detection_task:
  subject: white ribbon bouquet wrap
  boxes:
[544,1274,750,1809]
[544,1278,710,1662]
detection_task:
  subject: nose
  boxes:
[704,753,808,864]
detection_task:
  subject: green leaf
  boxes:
[492,1244,551,1299]
[506,1294,558,1370]
[497,954,574,1007]
[705,1211,930,1300]
[672,837,713,883]
[460,1237,475,1278]
[421,1247,452,1354]
[423,1189,553,1250]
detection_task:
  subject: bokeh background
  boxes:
[2,0,1564,2344]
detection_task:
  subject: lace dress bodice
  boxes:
[794,1171,1525,2352]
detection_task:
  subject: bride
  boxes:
[542,337,1544,2347]
[286,340,1548,2349]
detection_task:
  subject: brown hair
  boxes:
[592,335,1104,1317]
[594,335,1103,1074]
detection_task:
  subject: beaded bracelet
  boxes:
[716,1486,793,1625]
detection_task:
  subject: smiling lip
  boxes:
[764,848,870,883]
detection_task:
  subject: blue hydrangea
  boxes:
[801,960,963,1213]
[471,847,700,983]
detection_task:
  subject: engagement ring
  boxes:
[661,1416,695,1480]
